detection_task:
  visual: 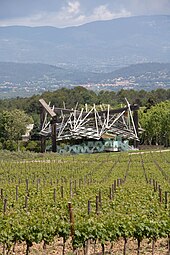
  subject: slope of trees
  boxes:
[0,109,33,150]
[0,87,169,150]
[139,100,170,146]
[0,87,170,115]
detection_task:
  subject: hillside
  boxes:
[0,62,170,98]
[0,62,97,83]
[0,15,170,72]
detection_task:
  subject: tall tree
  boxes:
[0,109,33,150]
[139,101,170,146]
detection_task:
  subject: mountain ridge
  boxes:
[0,15,170,71]
[0,61,170,98]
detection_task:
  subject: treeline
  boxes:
[140,101,170,147]
[0,87,170,116]
[0,87,170,150]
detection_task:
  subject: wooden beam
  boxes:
[133,110,139,148]
[40,105,46,153]
[51,123,57,152]
[54,104,139,116]
[54,107,81,114]
[51,104,139,124]
[39,99,56,117]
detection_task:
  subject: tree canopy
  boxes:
[0,109,33,150]
[0,87,170,150]
[139,100,170,146]
[0,87,170,116]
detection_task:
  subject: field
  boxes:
[0,150,170,255]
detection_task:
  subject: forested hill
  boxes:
[0,86,170,150]
[0,62,170,98]
[0,15,170,72]
[0,86,170,117]
[1,62,170,83]
[0,62,62,83]
[105,63,170,78]
[0,61,100,83]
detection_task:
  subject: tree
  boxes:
[0,109,33,150]
[97,90,116,106]
[139,101,170,146]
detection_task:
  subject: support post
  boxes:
[51,122,57,152]
[40,106,46,153]
[133,108,139,148]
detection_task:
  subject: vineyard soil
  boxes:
[0,150,170,255]
[0,238,169,255]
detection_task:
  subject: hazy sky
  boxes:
[1,0,170,27]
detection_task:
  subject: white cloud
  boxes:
[92,5,115,20]
[91,5,131,21]
[1,0,170,28]
[0,2,131,27]
[0,14,43,27]
[67,1,80,14]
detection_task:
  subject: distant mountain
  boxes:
[104,62,170,79]
[0,62,170,98]
[0,15,170,71]
[101,62,170,91]
[0,62,98,83]
[0,62,61,83]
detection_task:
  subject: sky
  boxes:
[0,0,170,27]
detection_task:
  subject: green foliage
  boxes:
[0,87,170,151]
[25,141,40,152]
[0,151,170,254]
[0,87,170,115]
[139,100,170,146]
[3,140,18,151]
[0,109,34,151]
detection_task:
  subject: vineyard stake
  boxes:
[152,239,155,255]
[112,183,114,195]
[68,202,75,252]
[158,185,162,203]
[101,243,105,255]
[25,195,28,209]
[79,178,81,188]
[114,180,117,191]
[61,186,64,198]
[16,185,18,201]
[109,187,113,200]
[155,181,158,191]
[99,189,102,208]
[96,195,99,214]
[153,179,156,191]
[88,200,91,214]
[168,234,170,254]
[74,180,77,194]
[1,188,3,200]
[165,191,168,209]
[53,188,56,203]
[36,179,40,192]
[2,244,6,255]
[62,236,66,255]
[137,239,141,255]
[70,180,73,198]
[26,178,29,194]
[3,198,7,214]
[123,237,127,255]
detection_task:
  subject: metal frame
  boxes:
[39,99,139,152]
